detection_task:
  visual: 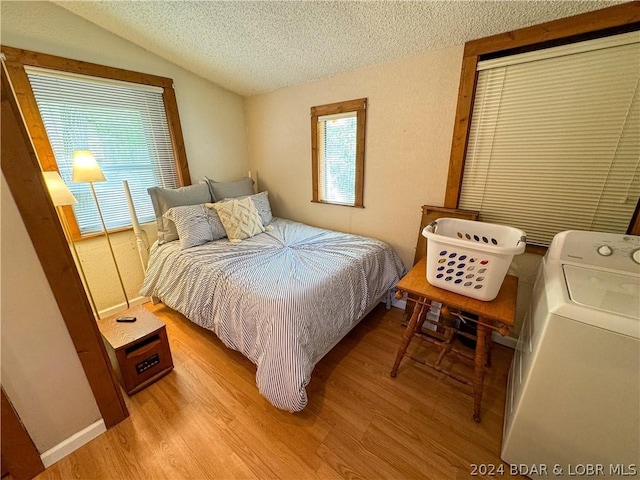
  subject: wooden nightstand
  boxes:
[98,305,174,395]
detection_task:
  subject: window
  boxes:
[458,32,639,245]
[444,5,640,247]
[311,98,366,207]
[27,68,179,235]
[2,46,190,239]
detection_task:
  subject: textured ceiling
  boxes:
[54,1,623,96]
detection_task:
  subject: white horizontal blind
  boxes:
[26,67,179,235]
[460,32,640,245]
[318,112,357,205]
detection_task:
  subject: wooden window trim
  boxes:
[1,45,191,240]
[311,98,366,208]
[2,64,128,429]
[443,2,640,237]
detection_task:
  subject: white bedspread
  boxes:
[140,218,406,411]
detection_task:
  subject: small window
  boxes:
[311,98,366,207]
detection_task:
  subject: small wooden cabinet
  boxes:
[98,305,173,395]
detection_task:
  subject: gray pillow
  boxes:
[148,183,212,244]
[226,191,273,226]
[164,204,226,249]
[203,176,254,202]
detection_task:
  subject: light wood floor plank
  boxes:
[35,303,523,479]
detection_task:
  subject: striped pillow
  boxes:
[164,204,227,249]
[148,183,212,244]
[208,197,265,243]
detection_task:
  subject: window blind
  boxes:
[459,31,640,246]
[318,112,357,205]
[26,67,180,235]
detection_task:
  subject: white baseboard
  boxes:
[493,331,517,349]
[391,297,407,310]
[98,295,149,319]
[40,419,106,468]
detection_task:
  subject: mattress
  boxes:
[140,217,406,411]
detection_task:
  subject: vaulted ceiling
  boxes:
[55,1,622,96]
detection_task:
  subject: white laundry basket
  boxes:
[422,218,526,301]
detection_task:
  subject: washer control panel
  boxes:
[549,230,640,274]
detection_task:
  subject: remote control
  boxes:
[116,316,137,323]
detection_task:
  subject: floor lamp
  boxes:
[72,150,130,310]
[43,171,100,319]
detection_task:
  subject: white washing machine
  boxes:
[501,230,640,476]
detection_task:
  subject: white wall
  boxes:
[245,45,539,336]
[1,174,102,453]
[1,0,251,313]
[246,45,464,267]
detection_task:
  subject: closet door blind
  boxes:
[26,67,180,235]
[459,31,640,246]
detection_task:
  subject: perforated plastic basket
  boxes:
[422,218,526,301]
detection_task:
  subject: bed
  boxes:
[140,215,406,412]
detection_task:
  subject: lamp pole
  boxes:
[72,150,130,312]
[89,181,130,310]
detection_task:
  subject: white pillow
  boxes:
[207,197,265,242]
[224,191,273,226]
[164,204,226,249]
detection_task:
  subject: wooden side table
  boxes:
[98,305,174,395]
[392,258,517,422]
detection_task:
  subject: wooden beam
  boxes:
[1,45,173,88]
[443,54,478,208]
[1,63,128,428]
[464,3,640,57]
[163,85,191,186]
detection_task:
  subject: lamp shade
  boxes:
[43,171,78,206]
[72,150,106,183]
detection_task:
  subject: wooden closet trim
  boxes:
[1,389,45,480]
[1,64,128,428]
[1,45,191,240]
[443,2,640,237]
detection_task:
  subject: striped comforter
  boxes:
[140,218,406,411]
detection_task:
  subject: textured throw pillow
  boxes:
[224,191,273,226]
[203,176,254,202]
[164,204,227,249]
[148,183,212,244]
[208,197,265,242]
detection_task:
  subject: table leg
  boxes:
[390,302,424,378]
[486,328,493,368]
[472,321,491,422]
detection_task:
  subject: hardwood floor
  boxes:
[36,303,522,479]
